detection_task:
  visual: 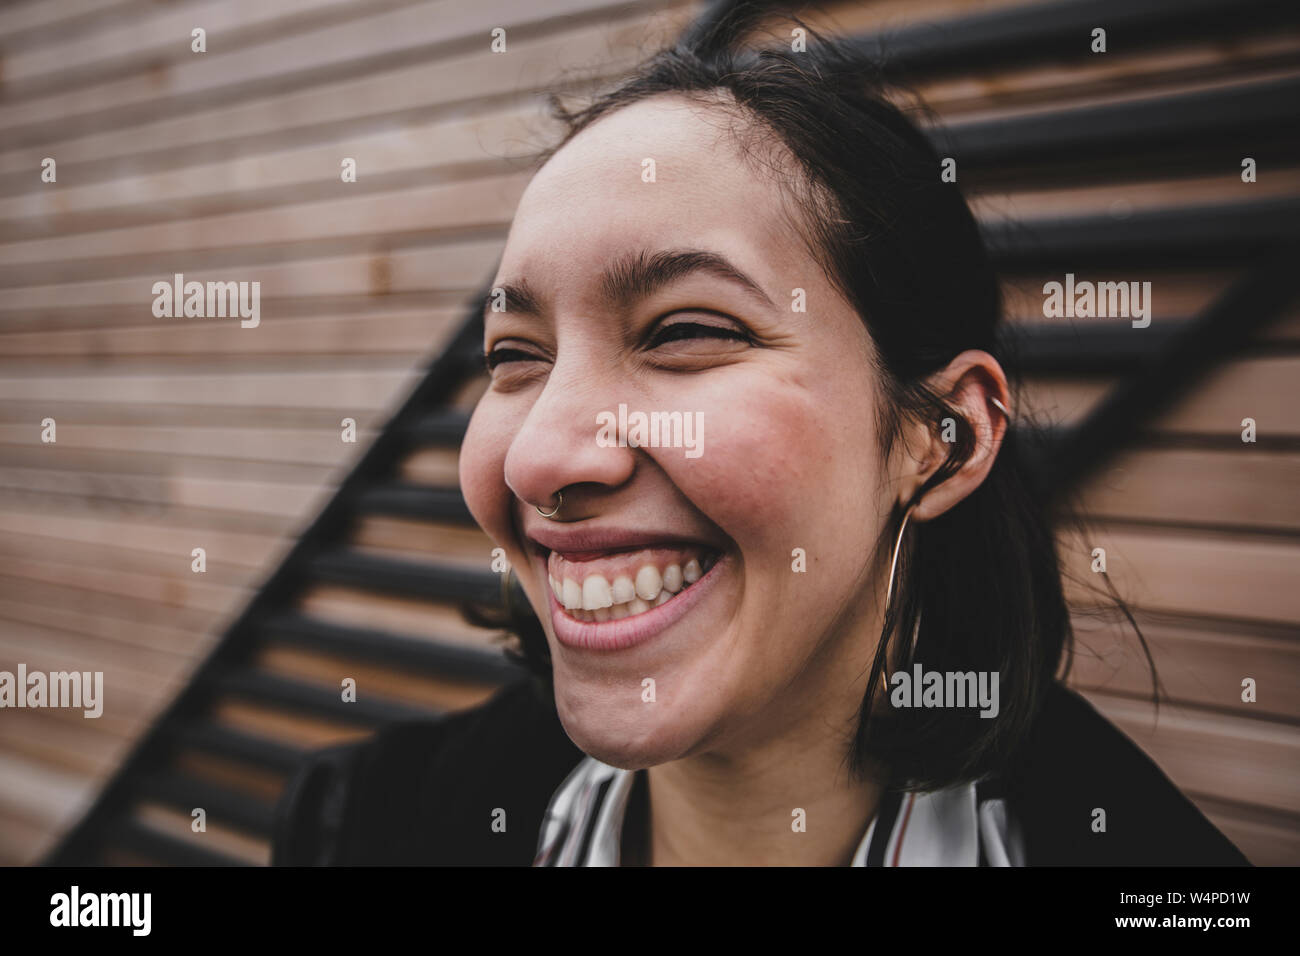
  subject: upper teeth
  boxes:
[548,555,709,616]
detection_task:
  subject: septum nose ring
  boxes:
[536,491,563,519]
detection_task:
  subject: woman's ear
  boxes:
[895,350,1011,522]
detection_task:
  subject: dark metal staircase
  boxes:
[45,0,1300,865]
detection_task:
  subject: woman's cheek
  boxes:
[663,380,826,535]
[458,400,517,549]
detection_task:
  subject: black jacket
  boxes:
[270,678,1249,866]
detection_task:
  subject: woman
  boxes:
[272,12,1247,867]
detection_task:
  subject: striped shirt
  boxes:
[533,756,1027,866]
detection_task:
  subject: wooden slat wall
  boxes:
[2,0,1296,865]
[0,0,702,865]
[798,0,1300,864]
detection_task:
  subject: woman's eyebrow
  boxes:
[601,248,777,312]
[482,247,776,321]
[482,277,544,322]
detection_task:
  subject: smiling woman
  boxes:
[271,7,1248,869]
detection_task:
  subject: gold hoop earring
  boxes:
[878,502,916,695]
[884,502,915,614]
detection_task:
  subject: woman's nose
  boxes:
[503,358,636,514]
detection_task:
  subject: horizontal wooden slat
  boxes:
[791,0,1039,36]
[135,768,275,835]
[0,172,527,267]
[0,805,57,865]
[97,824,246,865]
[0,309,461,362]
[297,585,510,650]
[0,503,288,564]
[938,72,1300,189]
[914,31,1300,117]
[308,548,504,604]
[399,447,463,485]
[0,574,223,635]
[0,0,143,44]
[0,690,144,743]
[0,709,135,778]
[210,699,372,751]
[168,722,306,776]
[254,643,501,713]
[1061,526,1300,624]
[0,1,692,150]
[213,668,437,724]
[1067,612,1300,720]
[1001,268,1238,324]
[353,483,473,523]
[948,61,1300,131]
[129,802,269,865]
[0,525,259,585]
[0,422,376,467]
[260,610,516,678]
[0,620,197,683]
[0,464,331,520]
[351,515,495,566]
[972,167,1300,217]
[0,751,96,831]
[171,750,289,805]
[4,0,676,132]
[1004,295,1300,346]
[1082,690,1300,816]
[0,98,539,194]
[1075,447,1300,531]
[0,550,248,613]
[1022,355,1300,435]
[0,594,206,659]
[0,239,500,312]
[3,0,403,91]
[1183,794,1300,867]
[985,195,1300,267]
[0,365,419,406]
[0,645,189,726]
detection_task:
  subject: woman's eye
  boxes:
[484,346,538,371]
[648,321,751,347]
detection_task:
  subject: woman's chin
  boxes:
[555,698,702,771]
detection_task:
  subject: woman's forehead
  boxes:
[543,93,747,173]
[504,97,810,290]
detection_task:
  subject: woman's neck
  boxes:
[623,590,891,866]
[628,731,883,867]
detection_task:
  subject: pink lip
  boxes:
[525,524,722,557]
[544,551,729,652]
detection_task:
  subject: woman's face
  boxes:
[460,94,900,769]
